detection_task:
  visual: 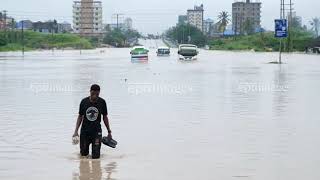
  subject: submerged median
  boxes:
[209,30,315,52]
[0,30,93,52]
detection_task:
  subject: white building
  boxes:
[203,18,214,35]
[187,4,204,32]
[232,0,262,34]
[58,22,72,33]
[73,0,103,37]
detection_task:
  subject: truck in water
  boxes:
[177,44,199,60]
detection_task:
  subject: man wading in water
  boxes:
[73,84,112,159]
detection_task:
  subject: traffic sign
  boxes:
[275,19,288,38]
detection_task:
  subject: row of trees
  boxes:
[165,24,207,47]
[103,27,141,47]
[310,18,319,37]
[0,28,142,50]
[165,11,253,47]
[165,11,232,47]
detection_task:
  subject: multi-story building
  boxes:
[187,4,204,32]
[0,12,14,30]
[58,22,73,33]
[32,21,58,33]
[0,12,4,29]
[232,0,261,34]
[203,18,214,35]
[73,0,103,37]
[0,12,15,30]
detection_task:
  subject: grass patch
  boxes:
[0,30,93,52]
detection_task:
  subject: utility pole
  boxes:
[3,10,7,39]
[112,14,124,30]
[239,13,243,36]
[3,10,7,30]
[21,20,25,55]
[279,0,283,64]
[52,20,57,54]
[234,13,238,39]
[278,0,288,64]
[182,26,185,43]
[287,0,293,52]
[188,24,191,43]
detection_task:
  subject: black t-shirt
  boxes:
[79,97,108,133]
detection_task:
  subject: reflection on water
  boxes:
[105,162,117,180]
[73,159,117,180]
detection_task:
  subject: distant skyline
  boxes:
[2,0,320,34]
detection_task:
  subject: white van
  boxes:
[178,44,199,60]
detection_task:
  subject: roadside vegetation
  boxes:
[165,12,319,52]
[165,24,207,47]
[103,28,141,47]
[209,30,315,52]
[0,30,93,52]
[209,15,319,52]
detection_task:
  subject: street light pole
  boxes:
[3,10,7,39]
[288,0,293,52]
[279,0,285,64]
[21,20,25,55]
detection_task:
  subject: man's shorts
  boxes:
[80,131,102,159]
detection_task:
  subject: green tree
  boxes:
[291,16,302,30]
[243,18,255,35]
[217,11,230,35]
[166,24,206,47]
[103,29,140,47]
[0,36,7,46]
[310,17,320,37]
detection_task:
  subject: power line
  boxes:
[112,13,124,29]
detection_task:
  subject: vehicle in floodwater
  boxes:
[156,47,171,56]
[178,44,199,60]
[130,46,149,61]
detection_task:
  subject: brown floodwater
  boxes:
[0,41,320,180]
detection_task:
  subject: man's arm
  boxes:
[103,114,112,138]
[73,115,83,137]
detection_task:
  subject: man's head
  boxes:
[90,84,100,101]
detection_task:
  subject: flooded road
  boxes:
[0,42,320,180]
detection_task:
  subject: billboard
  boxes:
[275,19,288,38]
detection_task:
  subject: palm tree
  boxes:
[310,17,320,37]
[217,11,230,36]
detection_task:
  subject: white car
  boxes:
[130,46,149,61]
[156,47,170,56]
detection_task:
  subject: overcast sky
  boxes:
[2,0,319,34]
